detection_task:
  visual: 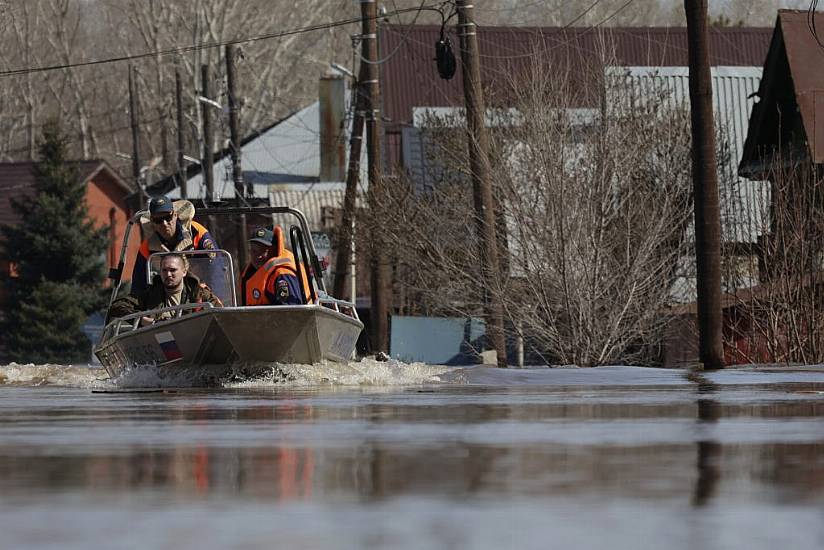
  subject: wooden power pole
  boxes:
[333,63,367,301]
[361,0,390,354]
[175,69,187,200]
[456,0,507,367]
[128,65,144,210]
[226,44,248,268]
[226,44,244,201]
[685,0,724,370]
[200,64,215,203]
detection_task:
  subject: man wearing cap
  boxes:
[240,225,309,306]
[129,195,218,296]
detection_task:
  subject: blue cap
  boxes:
[149,195,174,216]
[249,226,273,246]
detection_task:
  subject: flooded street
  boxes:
[1,363,824,549]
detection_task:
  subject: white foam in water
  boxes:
[1,358,452,389]
[110,363,217,389]
[6,360,824,390]
[227,357,451,388]
[0,362,107,389]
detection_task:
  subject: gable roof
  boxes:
[0,160,131,228]
[740,10,824,175]
[147,107,304,199]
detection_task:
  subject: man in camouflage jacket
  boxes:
[108,254,222,325]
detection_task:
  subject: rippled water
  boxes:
[1,361,824,549]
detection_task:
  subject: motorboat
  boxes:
[94,206,363,383]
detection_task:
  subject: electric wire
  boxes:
[474,0,635,60]
[0,3,443,79]
[808,0,824,49]
[359,0,447,65]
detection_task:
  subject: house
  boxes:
[719,9,824,365]
[152,74,366,206]
[0,160,137,357]
[738,9,824,267]
[381,24,770,263]
[380,24,771,166]
[740,10,824,180]
[376,24,773,363]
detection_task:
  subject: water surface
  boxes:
[1,361,823,549]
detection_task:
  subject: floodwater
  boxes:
[1,361,824,550]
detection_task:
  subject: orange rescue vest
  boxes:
[242,226,312,305]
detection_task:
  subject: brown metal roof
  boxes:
[738,10,824,176]
[0,160,130,228]
[774,10,824,163]
[380,24,773,129]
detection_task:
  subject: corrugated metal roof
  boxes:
[620,66,766,244]
[402,65,767,245]
[268,185,363,232]
[380,24,773,129]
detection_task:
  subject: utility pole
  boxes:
[226,44,248,268]
[333,63,367,300]
[226,45,244,201]
[361,0,390,354]
[175,69,187,200]
[200,64,215,203]
[128,65,144,210]
[456,0,507,367]
[685,0,724,370]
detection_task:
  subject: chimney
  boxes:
[319,74,346,182]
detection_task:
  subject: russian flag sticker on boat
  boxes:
[155,331,183,361]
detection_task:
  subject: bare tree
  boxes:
[725,158,824,364]
[371,51,696,367]
[0,2,43,159]
[0,0,361,168]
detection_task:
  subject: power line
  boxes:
[1,114,167,158]
[359,0,444,65]
[473,0,569,14]
[0,4,442,79]
[381,0,635,65]
[808,0,824,49]
[475,0,635,60]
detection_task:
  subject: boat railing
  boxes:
[103,302,216,339]
[106,205,326,312]
[315,294,360,321]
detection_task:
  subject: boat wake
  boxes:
[0,363,109,389]
[0,358,451,390]
[226,357,450,388]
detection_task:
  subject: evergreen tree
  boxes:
[1,122,108,363]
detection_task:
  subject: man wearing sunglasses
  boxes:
[129,195,218,296]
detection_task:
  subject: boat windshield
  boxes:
[148,249,237,306]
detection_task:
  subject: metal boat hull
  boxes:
[94,305,363,381]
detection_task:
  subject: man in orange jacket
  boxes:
[241,226,310,305]
[130,195,217,296]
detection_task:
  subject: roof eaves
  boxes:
[147,107,303,196]
[79,160,134,195]
[739,15,786,177]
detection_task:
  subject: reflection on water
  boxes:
[1,364,824,549]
